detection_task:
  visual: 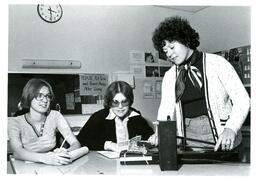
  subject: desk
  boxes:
[9,151,250,175]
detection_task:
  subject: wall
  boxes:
[8,5,191,73]
[190,6,251,53]
[8,5,251,124]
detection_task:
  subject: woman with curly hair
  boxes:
[152,16,250,154]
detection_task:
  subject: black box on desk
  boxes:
[158,121,178,170]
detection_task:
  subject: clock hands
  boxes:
[48,7,53,21]
[48,6,58,21]
[48,6,57,13]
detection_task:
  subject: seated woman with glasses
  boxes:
[8,78,82,165]
[77,81,155,152]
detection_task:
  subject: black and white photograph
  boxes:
[145,66,160,77]
[1,1,255,179]
[145,52,157,63]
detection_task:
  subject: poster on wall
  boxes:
[130,65,145,77]
[65,92,75,110]
[155,80,162,99]
[79,74,108,96]
[129,50,145,63]
[143,80,155,99]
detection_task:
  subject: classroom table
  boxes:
[9,151,250,175]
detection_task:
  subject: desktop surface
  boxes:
[9,151,250,175]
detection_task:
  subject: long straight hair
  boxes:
[104,81,134,108]
[20,78,55,109]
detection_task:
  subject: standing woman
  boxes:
[77,81,155,152]
[8,78,82,165]
[152,16,250,153]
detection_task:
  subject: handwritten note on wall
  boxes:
[79,74,108,96]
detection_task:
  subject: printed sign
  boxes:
[79,74,108,95]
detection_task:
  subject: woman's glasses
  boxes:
[35,93,53,101]
[111,99,129,107]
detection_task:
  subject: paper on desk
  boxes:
[97,151,120,159]
[25,161,35,164]
[69,146,89,161]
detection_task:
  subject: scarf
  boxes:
[175,51,203,102]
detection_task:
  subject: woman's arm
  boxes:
[213,55,250,151]
[157,68,176,121]
[55,111,81,152]
[216,56,250,133]
[9,137,71,165]
[77,111,109,150]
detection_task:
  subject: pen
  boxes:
[60,137,67,149]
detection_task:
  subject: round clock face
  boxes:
[37,4,63,23]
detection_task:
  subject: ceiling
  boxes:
[155,6,210,13]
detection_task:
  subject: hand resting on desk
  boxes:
[43,151,71,165]
[43,146,89,165]
[53,147,68,154]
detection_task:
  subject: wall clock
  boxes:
[37,4,63,23]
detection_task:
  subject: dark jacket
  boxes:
[77,108,154,150]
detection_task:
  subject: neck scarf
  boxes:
[175,51,203,102]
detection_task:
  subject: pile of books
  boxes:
[119,150,159,165]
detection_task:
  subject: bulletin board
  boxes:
[8,73,108,116]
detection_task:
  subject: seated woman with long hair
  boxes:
[77,81,156,152]
[8,78,84,165]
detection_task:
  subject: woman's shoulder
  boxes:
[47,110,66,124]
[129,108,146,120]
[48,110,63,117]
[8,115,26,129]
[205,52,228,64]
[90,108,110,118]
[165,65,176,74]
[162,65,176,80]
[130,107,140,113]
[205,52,232,71]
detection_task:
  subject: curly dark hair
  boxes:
[152,16,200,59]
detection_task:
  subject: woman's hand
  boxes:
[214,128,236,151]
[147,133,158,146]
[43,151,71,165]
[108,142,119,152]
[53,147,68,154]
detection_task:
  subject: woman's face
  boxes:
[162,40,193,65]
[30,86,52,114]
[111,93,130,118]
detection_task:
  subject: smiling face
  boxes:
[111,93,130,119]
[30,86,51,114]
[162,40,193,65]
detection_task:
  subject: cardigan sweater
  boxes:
[157,53,250,147]
[77,108,154,150]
